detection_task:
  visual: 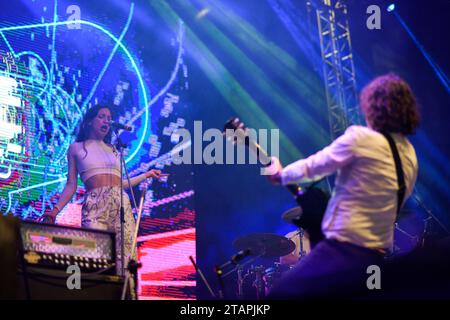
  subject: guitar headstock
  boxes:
[223,117,271,165]
[223,117,249,145]
[223,117,247,132]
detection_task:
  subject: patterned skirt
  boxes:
[81,186,136,277]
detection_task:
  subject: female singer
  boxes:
[41,104,163,276]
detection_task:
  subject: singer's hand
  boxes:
[39,209,58,224]
[145,169,168,180]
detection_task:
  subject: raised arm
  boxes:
[267,126,359,185]
[122,169,164,189]
[40,144,79,223]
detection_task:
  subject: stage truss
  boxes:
[316,0,361,139]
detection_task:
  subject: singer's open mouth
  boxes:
[100,125,109,132]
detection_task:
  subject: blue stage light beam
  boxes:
[393,11,450,94]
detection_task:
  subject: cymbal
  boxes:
[233,233,295,258]
[282,206,303,226]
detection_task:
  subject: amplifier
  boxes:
[20,221,116,275]
[16,267,125,300]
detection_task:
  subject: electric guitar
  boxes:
[223,117,330,245]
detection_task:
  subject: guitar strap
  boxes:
[382,132,406,220]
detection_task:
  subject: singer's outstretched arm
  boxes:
[121,169,164,189]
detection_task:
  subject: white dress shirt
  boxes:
[279,125,418,250]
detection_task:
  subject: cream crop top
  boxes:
[75,140,121,183]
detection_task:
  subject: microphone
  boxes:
[215,249,252,274]
[231,249,252,264]
[109,121,133,132]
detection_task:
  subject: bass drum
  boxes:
[240,264,292,299]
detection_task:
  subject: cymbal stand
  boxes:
[287,229,307,259]
[412,191,450,248]
[298,228,307,258]
[394,222,419,243]
[221,253,263,300]
[253,265,266,300]
[222,254,262,278]
[236,265,244,299]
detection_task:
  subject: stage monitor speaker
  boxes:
[17,267,125,300]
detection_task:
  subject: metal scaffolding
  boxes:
[316,0,361,139]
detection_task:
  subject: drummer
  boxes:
[280,230,311,266]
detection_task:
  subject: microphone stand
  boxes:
[214,265,226,299]
[222,254,263,300]
[121,185,147,300]
[189,256,216,299]
[113,129,139,288]
[214,249,254,299]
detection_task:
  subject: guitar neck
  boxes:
[247,139,302,198]
[246,139,271,165]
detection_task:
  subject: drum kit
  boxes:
[215,206,307,299]
[210,202,440,299]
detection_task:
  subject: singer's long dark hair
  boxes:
[75,104,115,159]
